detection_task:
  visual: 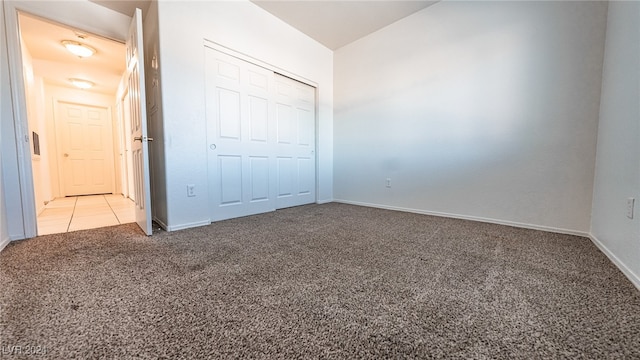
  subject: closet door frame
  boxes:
[203,40,319,221]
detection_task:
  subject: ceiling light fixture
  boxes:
[61,40,96,58]
[69,78,94,89]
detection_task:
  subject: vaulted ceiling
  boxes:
[90,0,439,50]
[251,0,439,49]
[20,1,439,96]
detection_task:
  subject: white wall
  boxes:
[156,0,333,230]
[591,1,640,289]
[334,1,607,235]
[1,1,13,249]
[1,0,27,241]
[21,39,52,214]
[31,76,51,212]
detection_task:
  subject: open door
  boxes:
[126,8,152,235]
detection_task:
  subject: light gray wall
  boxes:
[591,1,640,288]
[1,1,12,249]
[1,0,25,242]
[334,1,608,235]
[155,0,333,231]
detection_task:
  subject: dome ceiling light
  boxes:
[69,78,94,89]
[61,40,96,58]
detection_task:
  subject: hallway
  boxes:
[37,195,135,235]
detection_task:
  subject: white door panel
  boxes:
[277,157,294,198]
[274,74,316,209]
[206,49,276,221]
[249,156,270,202]
[127,8,152,235]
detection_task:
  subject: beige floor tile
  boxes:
[38,224,70,235]
[114,210,135,224]
[75,195,108,206]
[38,218,72,228]
[40,206,74,214]
[38,209,73,220]
[106,196,135,206]
[37,193,135,235]
[73,207,113,217]
[44,200,76,209]
[68,214,119,232]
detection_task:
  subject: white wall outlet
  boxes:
[385,178,391,188]
[187,184,196,197]
[627,197,635,219]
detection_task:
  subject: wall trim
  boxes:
[316,199,333,205]
[0,236,11,252]
[589,234,640,291]
[9,234,26,241]
[333,199,590,237]
[203,39,318,89]
[167,220,211,232]
[153,217,169,231]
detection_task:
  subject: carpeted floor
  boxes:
[1,203,639,358]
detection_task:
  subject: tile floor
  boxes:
[37,194,135,235]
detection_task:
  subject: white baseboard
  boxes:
[153,217,169,231]
[589,234,640,291]
[333,199,590,237]
[316,198,333,205]
[0,236,10,252]
[167,220,211,232]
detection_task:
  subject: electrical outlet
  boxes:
[627,198,635,219]
[187,184,196,197]
[385,178,391,188]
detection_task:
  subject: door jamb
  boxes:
[2,1,129,239]
[4,6,37,238]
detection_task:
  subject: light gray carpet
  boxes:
[1,203,639,358]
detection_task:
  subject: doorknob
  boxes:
[134,136,154,142]
[210,144,217,150]
[63,153,69,157]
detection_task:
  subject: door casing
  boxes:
[2,1,132,239]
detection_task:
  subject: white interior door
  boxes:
[126,8,152,235]
[274,74,316,209]
[57,101,113,196]
[206,48,276,221]
[205,47,317,222]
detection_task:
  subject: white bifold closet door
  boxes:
[273,74,316,209]
[205,48,316,222]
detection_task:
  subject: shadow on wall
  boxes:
[333,1,605,230]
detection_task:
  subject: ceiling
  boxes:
[19,1,438,96]
[252,0,439,50]
[89,0,151,16]
[91,0,439,51]
[19,13,126,95]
